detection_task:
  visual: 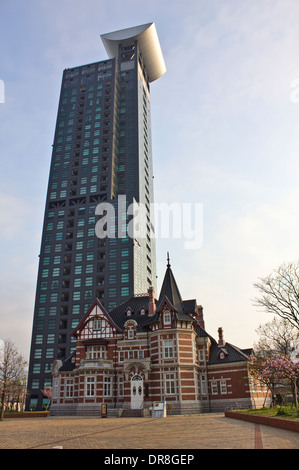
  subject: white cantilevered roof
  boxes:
[101,22,166,83]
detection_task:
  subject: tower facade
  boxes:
[26,23,166,410]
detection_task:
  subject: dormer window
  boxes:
[128,329,134,339]
[126,308,132,316]
[163,311,171,325]
[218,348,228,360]
[140,308,145,315]
[124,319,137,340]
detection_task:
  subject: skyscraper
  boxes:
[26,23,166,410]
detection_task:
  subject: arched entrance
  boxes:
[131,374,144,409]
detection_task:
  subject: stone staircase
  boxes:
[121,409,144,418]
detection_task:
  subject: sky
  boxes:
[1,0,299,360]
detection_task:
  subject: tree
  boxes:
[0,339,27,420]
[249,352,299,412]
[254,317,299,356]
[249,352,278,406]
[268,353,299,414]
[253,260,299,330]
[41,387,52,410]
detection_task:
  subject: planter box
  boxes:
[3,412,49,419]
[225,411,299,433]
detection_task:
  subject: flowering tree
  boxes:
[273,353,299,414]
[249,353,278,406]
[249,352,299,412]
[40,387,52,410]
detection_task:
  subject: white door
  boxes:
[131,375,144,409]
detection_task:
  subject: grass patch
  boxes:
[236,405,299,421]
[2,411,49,418]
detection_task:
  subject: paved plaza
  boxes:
[0,413,298,450]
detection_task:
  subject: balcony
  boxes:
[78,358,113,370]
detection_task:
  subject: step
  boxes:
[121,409,144,418]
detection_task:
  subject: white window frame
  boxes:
[65,378,74,398]
[163,339,174,358]
[93,318,102,330]
[211,381,218,395]
[128,329,134,339]
[119,351,124,362]
[163,311,171,325]
[220,380,227,394]
[104,376,112,396]
[86,376,96,397]
[87,345,106,359]
[165,373,175,395]
[129,350,134,359]
[138,349,144,359]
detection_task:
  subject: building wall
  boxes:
[50,325,264,416]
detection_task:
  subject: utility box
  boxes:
[152,401,166,418]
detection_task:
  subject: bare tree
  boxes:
[253,261,299,330]
[0,339,27,420]
[254,317,299,356]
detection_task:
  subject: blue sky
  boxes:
[1,0,299,358]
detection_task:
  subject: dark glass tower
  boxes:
[26,23,166,410]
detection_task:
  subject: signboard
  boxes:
[152,401,166,417]
[153,402,164,410]
[101,403,107,418]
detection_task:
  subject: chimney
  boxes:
[196,305,205,329]
[148,286,156,316]
[218,327,225,346]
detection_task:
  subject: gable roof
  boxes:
[72,298,122,337]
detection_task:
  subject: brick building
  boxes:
[50,259,268,415]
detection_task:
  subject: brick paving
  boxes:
[0,413,298,450]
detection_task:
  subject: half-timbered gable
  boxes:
[72,298,121,341]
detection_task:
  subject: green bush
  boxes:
[276,405,293,417]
